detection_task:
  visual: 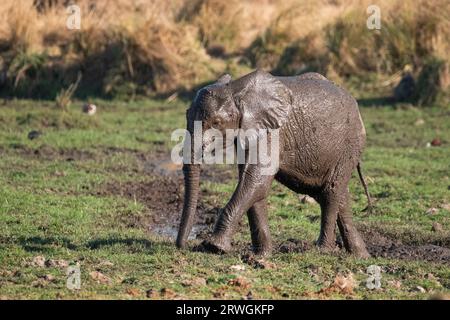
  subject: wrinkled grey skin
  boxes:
[176,70,371,258]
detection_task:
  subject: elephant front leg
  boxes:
[239,165,272,256]
[247,199,272,256]
[202,164,274,254]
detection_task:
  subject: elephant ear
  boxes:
[233,70,292,131]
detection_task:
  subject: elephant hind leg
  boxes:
[247,198,272,256]
[316,191,339,252]
[337,188,370,258]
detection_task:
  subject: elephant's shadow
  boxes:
[16,235,169,255]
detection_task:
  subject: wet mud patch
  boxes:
[94,177,220,241]
[93,163,449,264]
[270,229,449,264]
[278,239,313,254]
[132,153,236,239]
[361,228,450,263]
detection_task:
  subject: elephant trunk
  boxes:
[176,163,201,248]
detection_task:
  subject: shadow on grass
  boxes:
[16,236,170,254]
[357,96,395,107]
[86,237,175,254]
[17,236,78,252]
[86,237,154,250]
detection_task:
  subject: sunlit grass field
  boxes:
[0,98,449,299]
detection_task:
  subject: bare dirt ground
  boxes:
[361,228,450,263]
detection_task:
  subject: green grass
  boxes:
[0,98,449,299]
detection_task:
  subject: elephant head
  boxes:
[176,70,293,248]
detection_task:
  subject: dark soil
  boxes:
[90,148,235,240]
[361,228,450,264]
[278,239,313,253]
[94,177,220,240]
[273,230,450,263]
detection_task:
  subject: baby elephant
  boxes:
[176,70,371,258]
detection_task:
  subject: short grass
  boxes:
[0,98,449,300]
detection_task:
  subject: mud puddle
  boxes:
[136,152,236,240]
[361,228,450,263]
[95,177,216,239]
[273,230,449,263]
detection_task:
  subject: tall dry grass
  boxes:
[0,0,448,104]
[0,0,218,97]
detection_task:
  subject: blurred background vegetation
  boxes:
[0,0,448,106]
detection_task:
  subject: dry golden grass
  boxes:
[0,1,39,52]
[0,0,448,101]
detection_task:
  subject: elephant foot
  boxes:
[316,235,338,253]
[316,244,339,254]
[341,230,371,259]
[252,244,272,257]
[351,248,371,259]
[345,239,371,259]
[200,235,231,254]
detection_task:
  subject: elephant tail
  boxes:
[357,162,373,213]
